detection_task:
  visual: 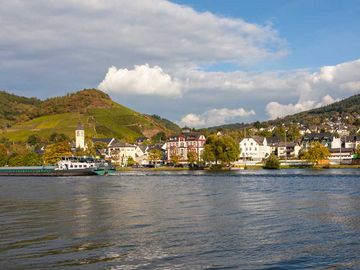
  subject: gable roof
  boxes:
[92,138,114,144]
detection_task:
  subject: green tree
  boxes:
[44,141,72,164]
[49,133,69,143]
[8,152,43,166]
[127,156,136,167]
[151,132,166,143]
[355,144,360,159]
[201,135,240,168]
[27,134,44,146]
[264,154,280,169]
[301,142,330,165]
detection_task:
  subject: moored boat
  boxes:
[0,156,116,176]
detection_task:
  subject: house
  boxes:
[301,132,333,149]
[276,142,302,159]
[239,136,271,161]
[107,141,138,166]
[267,137,281,155]
[166,132,206,163]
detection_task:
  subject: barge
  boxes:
[0,156,116,176]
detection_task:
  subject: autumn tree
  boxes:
[187,151,198,165]
[301,142,330,165]
[0,144,8,166]
[44,141,72,165]
[148,149,163,165]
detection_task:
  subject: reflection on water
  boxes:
[0,169,359,269]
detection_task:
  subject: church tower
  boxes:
[75,123,85,149]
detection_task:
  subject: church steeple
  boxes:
[75,123,85,149]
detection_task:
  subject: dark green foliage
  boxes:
[264,154,280,169]
[202,135,240,168]
[151,131,166,143]
[49,133,69,143]
[27,134,44,146]
[8,152,42,166]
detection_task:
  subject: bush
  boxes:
[264,154,280,169]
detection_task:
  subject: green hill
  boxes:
[0,89,180,142]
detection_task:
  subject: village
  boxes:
[73,121,360,168]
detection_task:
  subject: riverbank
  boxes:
[116,164,360,171]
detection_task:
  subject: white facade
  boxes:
[108,143,137,166]
[239,137,271,161]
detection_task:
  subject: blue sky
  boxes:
[174,0,360,70]
[1,0,360,127]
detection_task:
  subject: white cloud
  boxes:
[0,0,286,71]
[264,59,360,119]
[266,95,336,119]
[98,64,182,97]
[180,108,255,128]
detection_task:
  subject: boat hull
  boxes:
[0,167,98,176]
[93,168,116,176]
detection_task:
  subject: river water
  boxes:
[0,169,359,269]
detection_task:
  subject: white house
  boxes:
[276,142,302,159]
[107,141,138,166]
[239,136,271,161]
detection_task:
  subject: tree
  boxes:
[201,135,240,168]
[148,149,162,165]
[8,152,42,166]
[127,156,135,167]
[301,142,330,165]
[49,132,69,143]
[151,132,166,143]
[187,151,198,165]
[170,153,180,165]
[44,141,72,165]
[0,144,8,166]
[27,134,44,146]
[355,144,360,159]
[264,154,280,169]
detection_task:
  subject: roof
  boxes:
[250,136,265,145]
[109,141,136,148]
[76,122,84,130]
[267,136,281,145]
[343,135,360,142]
[167,132,205,142]
[92,138,114,144]
[302,132,333,141]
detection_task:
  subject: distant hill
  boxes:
[209,93,360,131]
[272,93,360,126]
[0,89,180,142]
